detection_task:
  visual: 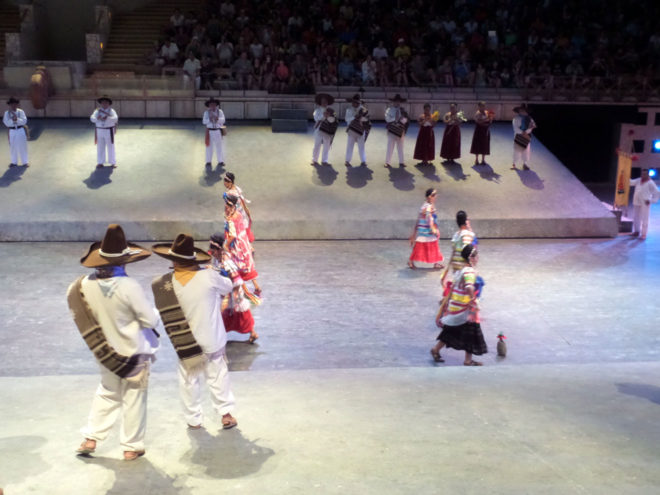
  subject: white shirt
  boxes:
[3,109,27,128]
[91,107,118,128]
[385,106,407,124]
[160,43,179,61]
[80,275,160,357]
[512,115,535,135]
[630,178,660,206]
[345,105,367,123]
[313,106,326,124]
[172,268,232,354]
[183,57,201,76]
[203,108,225,129]
[372,46,388,59]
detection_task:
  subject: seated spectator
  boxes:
[372,40,388,60]
[200,38,217,63]
[170,8,185,30]
[216,36,234,68]
[565,59,584,77]
[361,55,376,85]
[206,13,221,44]
[235,9,250,29]
[145,41,165,66]
[253,57,266,90]
[437,58,454,86]
[321,55,338,85]
[174,26,190,52]
[232,51,254,89]
[220,0,235,18]
[182,51,201,90]
[160,39,180,65]
[309,56,322,86]
[393,56,409,86]
[337,57,356,85]
[393,38,411,61]
[409,54,427,86]
[249,39,264,61]
[274,59,290,93]
[185,37,202,59]
[200,56,217,89]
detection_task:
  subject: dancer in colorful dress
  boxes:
[408,188,444,270]
[440,103,465,163]
[223,172,254,243]
[224,194,261,295]
[470,101,493,165]
[208,232,259,344]
[440,210,477,292]
[431,244,487,366]
[413,103,438,166]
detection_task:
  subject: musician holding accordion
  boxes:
[384,94,409,168]
[203,97,226,168]
[344,93,370,167]
[3,96,29,167]
[511,103,536,171]
[311,93,337,167]
[90,96,118,169]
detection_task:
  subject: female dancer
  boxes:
[413,103,438,166]
[440,103,465,163]
[223,172,254,242]
[470,101,493,165]
[224,194,261,295]
[408,188,444,270]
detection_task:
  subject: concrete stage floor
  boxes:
[0,208,659,493]
[0,119,616,240]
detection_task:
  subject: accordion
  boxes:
[348,119,365,135]
[514,132,531,148]
[319,118,338,136]
[387,121,406,137]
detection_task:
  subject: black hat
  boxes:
[205,97,220,107]
[513,103,529,113]
[390,94,407,102]
[315,93,335,105]
[152,233,211,264]
[97,95,113,105]
[346,93,361,104]
[6,97,19,105]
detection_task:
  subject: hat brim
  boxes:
[81,241,151,268]
[151,243,211,264]
[315,93,335,105]
[205,99,220,107]
[97,98,112,104]
[7,99,19,105]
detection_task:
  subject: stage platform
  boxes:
[0,119,616,241]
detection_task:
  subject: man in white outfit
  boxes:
[384,93,408,167]
[630,168,659,240]
[3,97,29,167]
[511,103,536,171]
[344,93,369,167]
[203,97,226,168]
[311,93,335,166]
[151,234,238,430]
[90,96,119,169]
[69,224,160,461]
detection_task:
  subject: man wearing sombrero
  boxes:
[90,96,118,169]
[151,234,238,430]
[344,93,369,167]
[511,103,536,171]
[3,96,29,167]
[384,94,409,168]
[68,224,160,461]
[311,93,336,166]
[203,97,226,168]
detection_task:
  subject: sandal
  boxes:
[463,361,483,366]
[222,413,238,429]
[123,450,145,461]
[407,260,416,269]
[76,439,96,455]
[248,333,259,344]
[430,349,444,363]
[433,263,444,270]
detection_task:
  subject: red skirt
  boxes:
[222,308,254,334]
[470,123,490,155]
[440,124,461,160]
[413,126,435,161]
[409,240,444,264]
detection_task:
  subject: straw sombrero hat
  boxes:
[152,233,211,264]
[80,224,151,268]
[315,93,335,105]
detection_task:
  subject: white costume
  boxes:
[512,114,535,167]
[630,177,660,239]
[203,107,226,165]
[172,267,234,426]
[345,105,368,165]
[78,275,160,452]
[312,105,334,164]
[3,108,28,165]
[91,107,119,166]
[385,105,407,165]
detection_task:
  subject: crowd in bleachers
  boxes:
[143,0,660,93]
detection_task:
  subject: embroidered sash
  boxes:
[152,273,206,374]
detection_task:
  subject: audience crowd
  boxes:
[143,0,660,93]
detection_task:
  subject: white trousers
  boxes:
[8,127,28,165]
[205,130,225,164]
[633,203,651,237]
[386,132,405,165]
[312,129,332,163]
[513,143,531,166]
[183,74,201,90]
[96,128,116,165]
[81,364,150,451]
[345,130,367,164]
[178,350,235,426]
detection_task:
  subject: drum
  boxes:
[348,119,364,135]
[387,122,406,137]
[514,133,531,148]
[319,119,338,136]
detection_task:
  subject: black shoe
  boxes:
[96,164,103,169]
[360,162,367,167]
[217,162,225,167]
[345,161,351,167]
[311,161,320,166]
[9,163,17,168]
[205,162,212,168]
[399,163,406,168]
[523,164,530,171]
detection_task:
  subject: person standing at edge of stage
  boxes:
[471,101,493,165]
[408,188,444,270]
[440,103,465,164]
[68,224,160,461]
[431,244,488,366]
[151,233,238,431]
[311,93,336,167]
[90,96,118,169]
[630,168,660,240]
[203,97,226,169]
[3,96,29,168]
[344,93,370,167]
[384,93,410,168]
[414,103,438,166]
[511,103,536,171]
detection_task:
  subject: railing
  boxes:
[520,75,660,103]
